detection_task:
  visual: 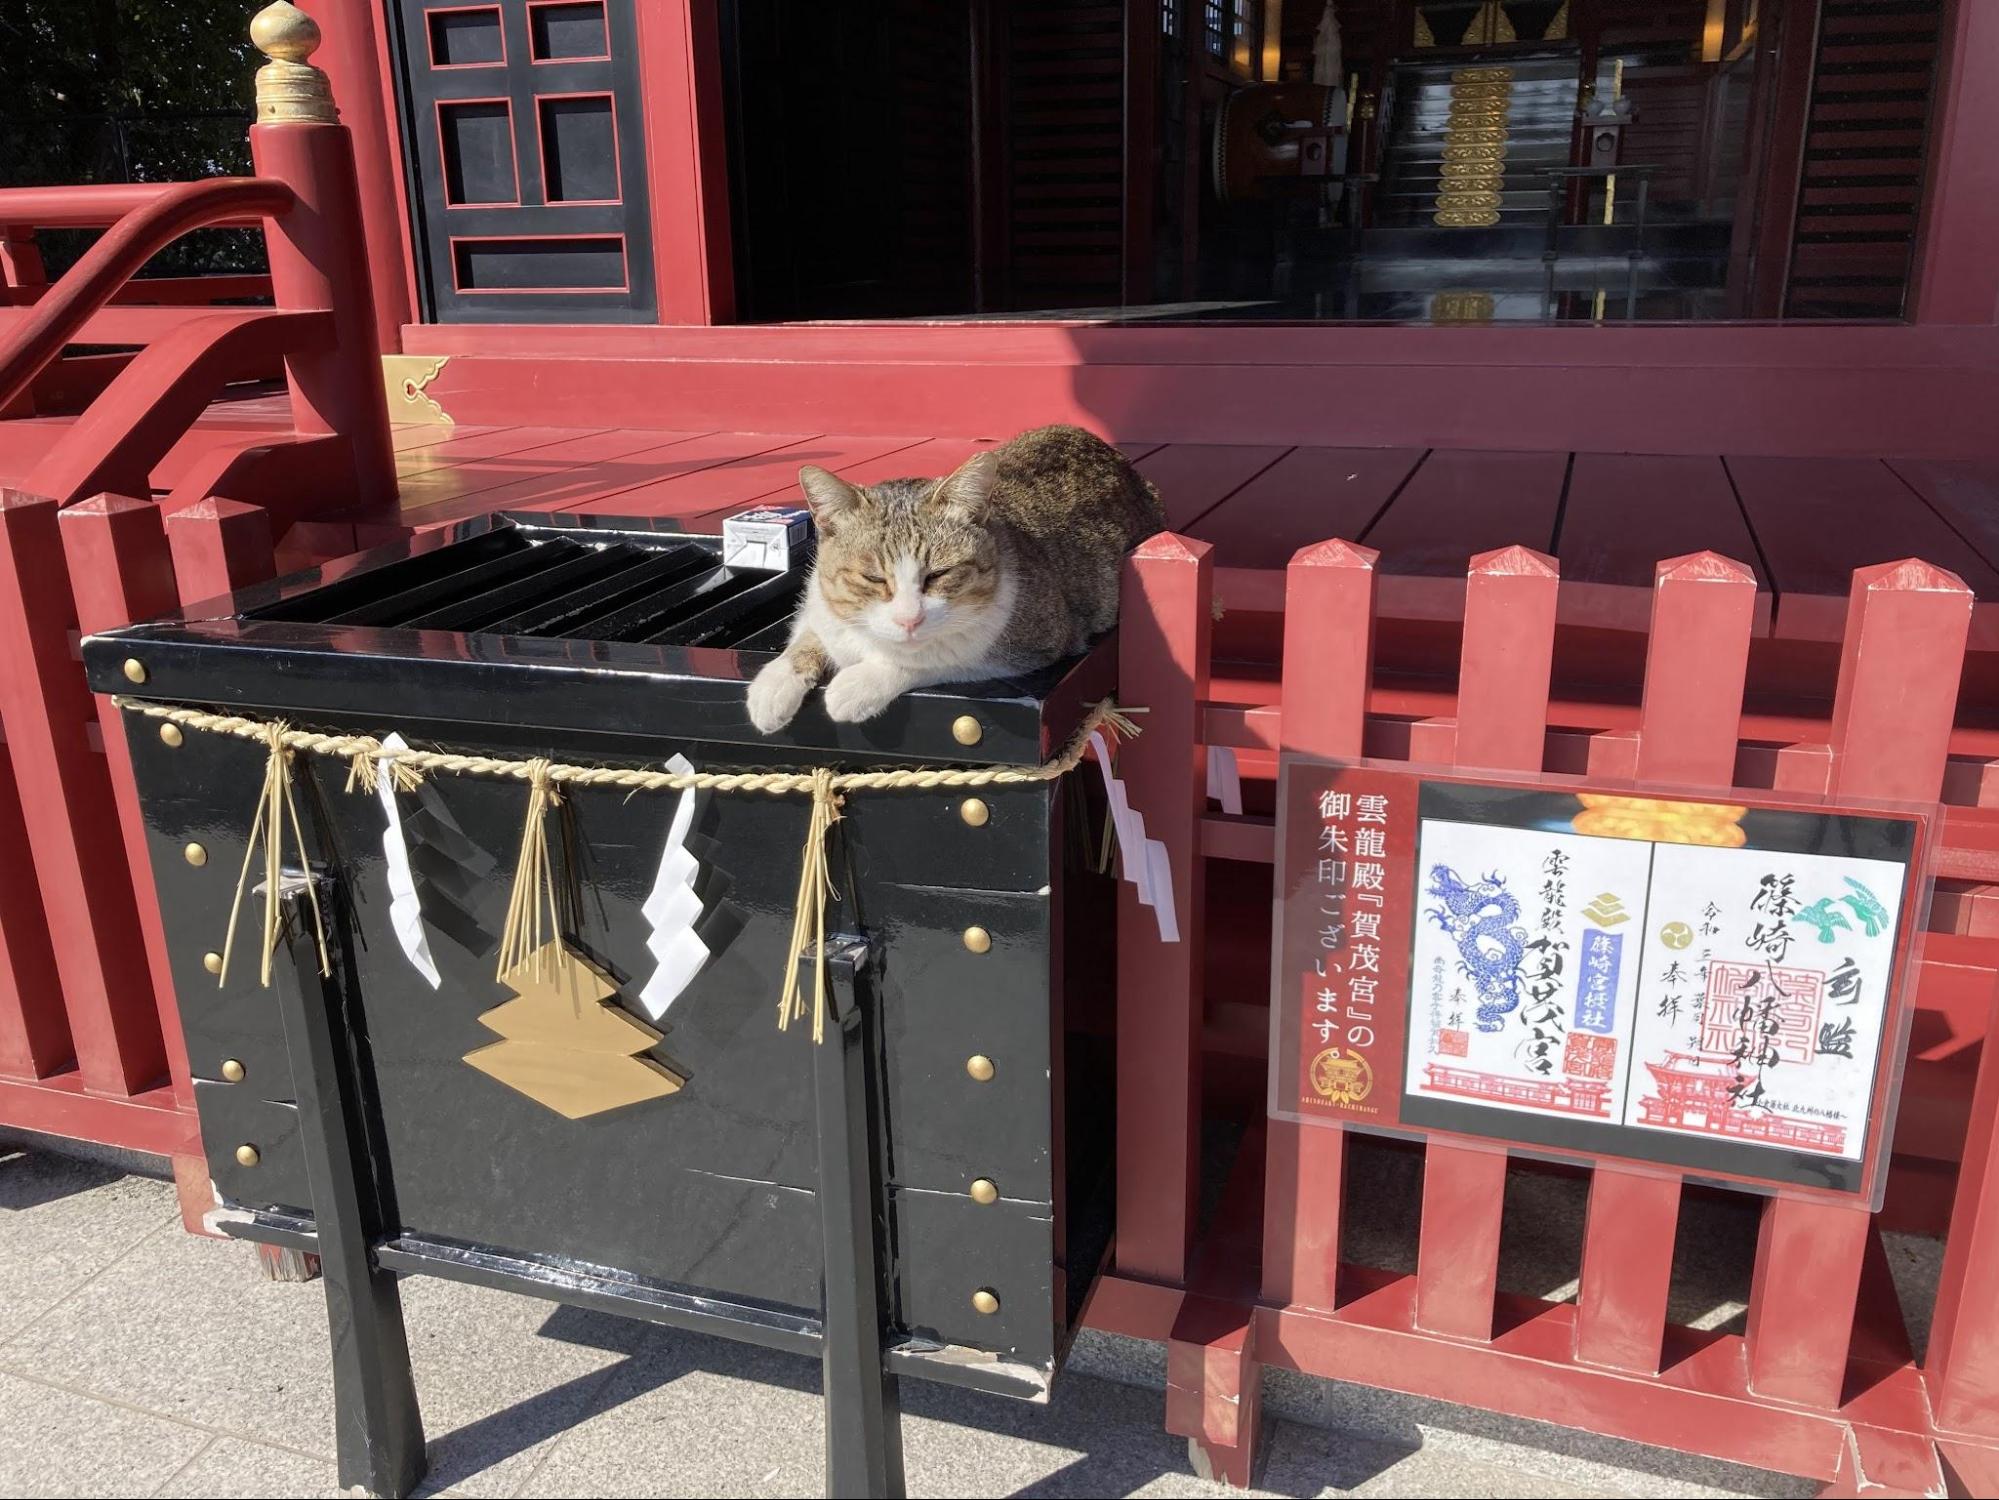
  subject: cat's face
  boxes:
[797,459,1004,651]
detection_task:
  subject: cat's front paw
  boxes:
[822,661,907,723]
[747,659,810,734]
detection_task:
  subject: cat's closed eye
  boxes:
[923,565,963,588]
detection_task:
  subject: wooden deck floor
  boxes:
[5,390,1997,651]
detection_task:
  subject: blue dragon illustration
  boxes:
[1426,865,1528,1032]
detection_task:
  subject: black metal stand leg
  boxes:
[269,878,427,1499]
[808,936,905,1500]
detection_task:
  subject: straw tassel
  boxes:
[219,721,330,986]
[344,740,424,796]
[777,768,843,1044]
[496,759,566,987]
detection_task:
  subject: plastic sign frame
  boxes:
[1268,756,1935,1212]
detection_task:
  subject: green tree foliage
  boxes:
[0,0,257,184]
[0,1,264,273]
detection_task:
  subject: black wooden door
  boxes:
[394,0,657,323]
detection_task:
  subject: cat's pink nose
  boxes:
[893,614,922,636]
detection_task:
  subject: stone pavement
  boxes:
[0,1139,1854,1498]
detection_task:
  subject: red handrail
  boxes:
[0,178,294,411]
[0,183,271,231]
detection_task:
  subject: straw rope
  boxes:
[217,721,330,987]
[778,768,843,1044]
[113,698,1137,797]
[496,759,567,986]
[114,695,1140,1036]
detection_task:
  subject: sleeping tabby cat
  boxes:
[746,424,1163,732]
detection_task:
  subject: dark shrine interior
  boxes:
[718,0,1944,325]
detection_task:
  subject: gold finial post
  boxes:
[252,2,337,125]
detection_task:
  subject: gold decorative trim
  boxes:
[1547,0,1571,42]
[1436,63,1514,226]
[463,939,685,1120]
[384,354,453,426]
[1415,11,1435,47]
[251,3,337,125]
[1431,290,1496,322]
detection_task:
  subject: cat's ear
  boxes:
[798,465,861,531]
[932,451,998,520]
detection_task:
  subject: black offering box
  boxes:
[83,512,1117,1499]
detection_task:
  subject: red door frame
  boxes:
[1911,0,1999,324]
[316,0,422,350]
[633,0,734,323]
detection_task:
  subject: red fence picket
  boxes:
[0,740,66,1079]
[0,491,165,1097]
[1261,541,1378,1317]
[1116,535,1214,1286]
[165,499,278,607]
[58,496,184,1088]
[1573,553,1757,1376]
[1093,530,1999,1494]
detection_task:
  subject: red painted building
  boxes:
[299,0,1995,460]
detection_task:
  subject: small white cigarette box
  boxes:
[722,506,812,573]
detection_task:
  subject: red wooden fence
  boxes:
[1087,533,1999,1494]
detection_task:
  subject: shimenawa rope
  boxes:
[115,696,1140,1040]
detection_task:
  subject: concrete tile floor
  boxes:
[0,1141,1872,1498]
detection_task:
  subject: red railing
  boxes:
[1087,535,1999,1492]
[0,183,281,419]
[0,179,293,410]
[0,75,392,1229]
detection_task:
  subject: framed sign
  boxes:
[1269,759,1932,1206]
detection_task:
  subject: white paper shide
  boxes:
[638,754,713,1021]
[377,732,441,989]
[1089,731,1178,944]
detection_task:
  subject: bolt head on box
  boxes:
[235,1144,260,1167]
[971,1289,1000,1315]
[965,1054,995,1082]
[969,1178,998,1205]
[960,798,989,827]
[963,926,991,954]
[160,723,183,747]
[952,715,983,747]
[221,1059,246,1083]
[185,843,208,867]
[203,951,224,974]
[122,658,147,684]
